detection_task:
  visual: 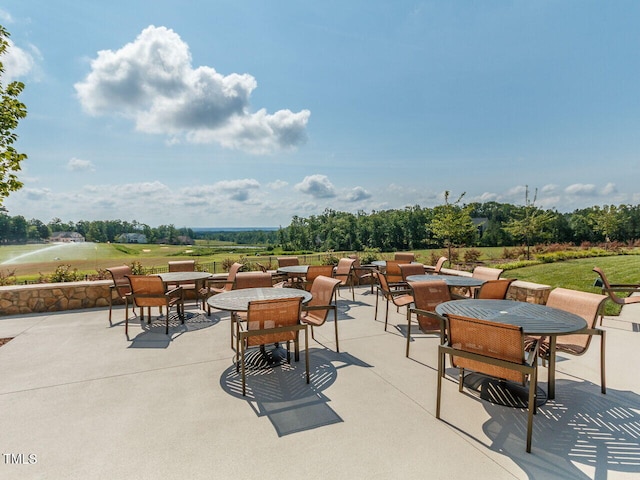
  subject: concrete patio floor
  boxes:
[0,286,639,480]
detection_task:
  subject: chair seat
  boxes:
[394,294,414,307]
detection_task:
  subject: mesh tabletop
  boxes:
[436,299,587,336]
[157,272,213,283]
[407,274,485,288]
[276,265,310,274]
[207,287,312,312]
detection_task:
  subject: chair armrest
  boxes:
[525,338,541,367]
[381,286,412,296]
[166,286,183,298]
[605,285,640,293]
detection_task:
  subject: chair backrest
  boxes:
[126,275,167,307]
[234,272,273,289]
[374,270,391,293]
[410,280,450,331]
[107,265,132,296]
[445,313,526,383]
[545,287,607,353]
[434,256,448,273]
[305,265,334,291]
[385,260,406,284]
[394,252,416,262]
[278,257,299,267]
[168,260,196,272]
[334,258,355,285]
[306,276,342,324]
[592,267,625,305]
[472,266,504,281]
[476,279,515,299]
[246,297,302,346]
[222,262,243,292]
[399,263,426,281]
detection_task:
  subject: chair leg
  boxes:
[374,289,380,320]
[333,308,340,353]
[436,346,443,418]
[108,292,113,325]
[405,309,412,357]
[241,337,247,396]
[384,299,390,331]
[304,326,310,384]
[526,366,537,453]
[600,330,606,394]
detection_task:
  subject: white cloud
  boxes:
[268,180,288,190]
[477,192,498,202]
[295,174,336,198]
[23,188,51,201]
[67,157,95,172]
[74,25,310,154]
[565,183,597,196]
[0,9,13,23]
[601,182,617,195]
[541,184,558,194]
[345,186,372,202]
[213,179,260,201]
[2,38,37,82]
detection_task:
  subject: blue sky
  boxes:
[2,1,639,228]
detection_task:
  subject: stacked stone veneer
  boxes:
[0,274,552,317]
[438,268,551,304]
[0,280,113,316]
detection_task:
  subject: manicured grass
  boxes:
[503,255,640,315]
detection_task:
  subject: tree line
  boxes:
[277,201,640,252]
[0,200,637,250]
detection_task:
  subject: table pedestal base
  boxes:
[463,373,547,408]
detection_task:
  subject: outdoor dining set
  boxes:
[104,253,622,453]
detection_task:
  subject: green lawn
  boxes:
[502,255,640,315]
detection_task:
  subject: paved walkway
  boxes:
[0,287,638,479]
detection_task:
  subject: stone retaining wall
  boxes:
[438,268,551,304]
[0,280,113,316]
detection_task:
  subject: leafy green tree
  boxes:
[503,186,555,259]
[0,26,28,204]
[428,191,477,260]
[588,205,622,249]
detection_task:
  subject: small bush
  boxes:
[48,264,83,283]
[360,247,380,265]
[221,257,239,272]
[130,261,146,275]
[0,269,17,286]
[463,248,482,264]
[322,252,340,266]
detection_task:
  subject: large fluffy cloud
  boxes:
[74,25,310,154]
[295,175,336,198]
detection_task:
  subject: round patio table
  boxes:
[436,299,587,401]
[208,287,312,312]
[276,265,309,275]
[209,287,313,365]
[406,274,485,288]
[157,271,213,306]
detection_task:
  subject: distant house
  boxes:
[50,232,85,243]
[176,235,193,245]
[116,233,148,244]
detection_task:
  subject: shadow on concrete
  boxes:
[219,347,372,436]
